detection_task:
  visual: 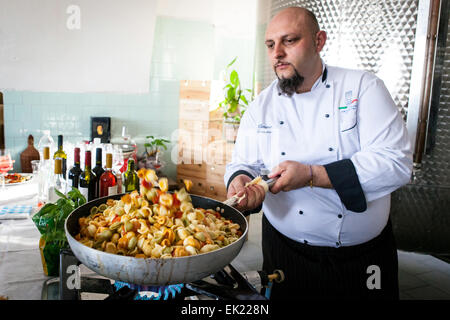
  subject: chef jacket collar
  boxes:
[277,60,327,96]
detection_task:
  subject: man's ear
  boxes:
[315,30,327,53]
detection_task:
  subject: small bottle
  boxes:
[68,147,82,189]
[53,135,67,179]
[48,159,67,203]
[93,148,105,198]
[38,130,55,161]
[115,169,124,194]
[123,159,139,193]
[79,150,97,201]
[37,146,51,205]
[99,153,117,197]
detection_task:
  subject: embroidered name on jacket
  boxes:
[257,123,272,133]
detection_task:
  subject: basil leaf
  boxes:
[230,70,239,87]
[55,188,69,200]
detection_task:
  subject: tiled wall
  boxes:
[3,91,162,169]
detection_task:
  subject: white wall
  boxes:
[0,0,258,93]
[0,0,157,93]
[156,0,257,37]
[156,0,214,22]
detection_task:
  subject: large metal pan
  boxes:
[65,193,248,285]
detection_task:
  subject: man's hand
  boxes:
[268,161,312,194]
[227,174,266,212]
[269,161,333,193]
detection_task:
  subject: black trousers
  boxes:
[262,215,399,300]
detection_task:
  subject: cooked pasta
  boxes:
[75,169,243,258]
[245,175,269,192]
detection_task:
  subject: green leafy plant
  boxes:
[219,57,254,123]
[33,188,86,243]
[144,136,171,156]
[32,187,86,276]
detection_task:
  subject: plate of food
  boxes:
[4,173,34,186]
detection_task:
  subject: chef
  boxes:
[224,7,413,299]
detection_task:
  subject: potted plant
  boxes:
[219,57,254,142]
[144,136,171,156]
[139,136,171,172]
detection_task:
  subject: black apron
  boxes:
[262,214,399,300]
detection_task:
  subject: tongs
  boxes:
[260,174,279,189]
[223,174,279,208]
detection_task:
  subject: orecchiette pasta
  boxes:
[75,169,242,258]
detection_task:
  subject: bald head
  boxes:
[269,7,320,39]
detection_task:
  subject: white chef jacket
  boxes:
[224,63,413,247]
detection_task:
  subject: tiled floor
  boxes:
[232,212,450,300]
[398,251,450,300]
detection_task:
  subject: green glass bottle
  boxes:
[53,135,67,179]
[123,159,139,193]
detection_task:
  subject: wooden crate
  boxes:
[204,180,228,201]
[206,164,227,183]
[177,80,236,202]
[176,174,207,196]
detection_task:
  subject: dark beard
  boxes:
[277,66,304,97]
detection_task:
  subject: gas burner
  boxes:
[41,249,283,300]
[112,282,186,300]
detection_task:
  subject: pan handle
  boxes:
[223,195,241,207]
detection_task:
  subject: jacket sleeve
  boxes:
[347,75,413,203]
[324,159,367,212]
[224,104,265,191]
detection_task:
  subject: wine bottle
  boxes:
[68,147,82,189]
[123,159,139,193]
[99,153,117,197]
[79,150,97,201]
[53,135,68,179]
[92,148,105,198]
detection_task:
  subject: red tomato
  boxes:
[172,193,181,208]
[174,211,183,219]
[142,180,152,189]
[152,190,163,204]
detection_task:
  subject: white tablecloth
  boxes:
[0,180,40,205]
[0,182,51,300]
